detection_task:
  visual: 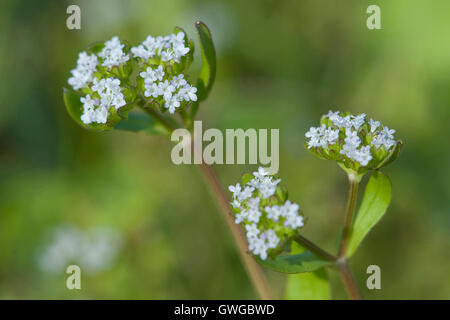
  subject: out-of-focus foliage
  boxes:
[0,0,449,299]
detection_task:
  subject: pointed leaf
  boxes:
[114,112,169,135]
[191,21,216,118]
[255,251,332,274]
[284,241,330,299]
[285,269,330,300]
[346,171,392,257]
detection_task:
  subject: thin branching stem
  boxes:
[337,258,362,300]
[338,176,359,258]
[142,105,273,299]
[293,234,336,262]
[336,174,362,299]
[197,162,273,299]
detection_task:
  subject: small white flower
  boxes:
[280,201,303,229]
[144,83,162,98]
[265,205,282,222]
[229,183,242,198]
[140,66,165,84]
[352,113,366,130]
[178,85,198,102]
[326,110,340,122]
[248,167,280,199]
[98,36,129,69]
[68,52,98,90]
[372,126,396,150]
[245,223,260,239]
[231,199,241,209]
[253,167,269,180]
[251,237,269,260]
[354,145,372,166]
[262,229,280,249]
[369,118,380,133]
[246,198,262,223]
[235,210,248,224]
[160,49,175,62]
[325,127,339,145]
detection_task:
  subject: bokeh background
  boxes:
[0,0,449,299]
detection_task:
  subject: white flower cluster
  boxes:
[80,78,126,124]
[265,201,304,229]
[131,32,190,63]
[67,32,195,125]
[245,225,280,260]
[140,66,197,114]
[305,110,398,167]
[249,167,281,199]
[38,225,122,274]
[98,36,130,69]
[305,124,339,149]
[68,37,129,92]
[68,52,98,90]
[229,167,303,260]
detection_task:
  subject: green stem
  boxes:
[138,100,179,133]
[336,173,362,299]
[338,175,359,258]
[197,162,273,300]
[139,104,273,299]
[337,258,362,300]
[293,234,336,262]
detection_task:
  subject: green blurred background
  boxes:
[0,0,449,299]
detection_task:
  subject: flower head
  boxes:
[229,167,304,260]
[65,30,197,129]
[305,110,402,176]
[68,52,98,90]
[80,78,127,125]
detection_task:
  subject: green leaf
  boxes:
[114,112,169,135]
[191,21,216,118]
[285,269,330,300]
[284,241,330,299]
[346,171,392,257]
[255,251,332,274]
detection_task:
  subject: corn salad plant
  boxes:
[64,22,402,299]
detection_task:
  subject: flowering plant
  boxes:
[305,111,402,179]
[228,111,402,299]
[64,22,402,300]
